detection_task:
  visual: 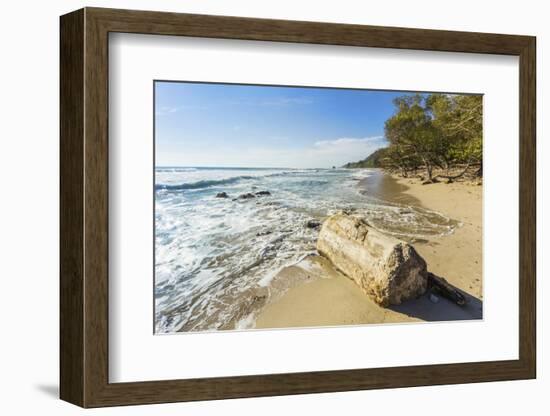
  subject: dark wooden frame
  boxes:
[60,7,536,408]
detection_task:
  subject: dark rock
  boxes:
[305,219,321,229]
[255,190,271,196]
[341,208,357,215]
[256,230,273,237]
[215,192,229,198]
[237,193,256,200]
[252,295,267,303]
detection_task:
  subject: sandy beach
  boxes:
[255,170,483,329]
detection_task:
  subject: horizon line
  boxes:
[154,165,350,169]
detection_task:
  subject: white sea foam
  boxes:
[154,167,458,333]
[351,168,374,179]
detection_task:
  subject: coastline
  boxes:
[255,170,483,329]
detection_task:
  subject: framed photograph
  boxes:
[60,7,536,407]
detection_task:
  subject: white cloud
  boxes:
[157,136,387,169]
[155,104,207,116]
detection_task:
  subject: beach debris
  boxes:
[305,219,321,230]
[429,293,440,304]
[215,192,229,198]
[317,213,428,306]
[427,272,466,306]
[255,190,271,196]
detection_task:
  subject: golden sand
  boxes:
[255,173,483,329]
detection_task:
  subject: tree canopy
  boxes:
[382,93,483,181]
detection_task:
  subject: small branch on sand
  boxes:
[427,272,466,306]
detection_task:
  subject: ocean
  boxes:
[154,167,458,333]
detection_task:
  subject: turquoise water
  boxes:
[154,167,457,333]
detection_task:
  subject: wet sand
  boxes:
[255,170,483,329]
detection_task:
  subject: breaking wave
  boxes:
[155,175,255,191]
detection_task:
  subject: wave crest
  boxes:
[155,175,255,191]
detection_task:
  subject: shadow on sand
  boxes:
[390,287,483,322]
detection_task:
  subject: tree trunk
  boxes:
[436,161,472,183]
[425,162,434,183]
[399,164,408,178]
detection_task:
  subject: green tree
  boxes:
[345,93,483,182]
[384,95,440,182]
[427,94,483,171]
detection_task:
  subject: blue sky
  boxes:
[155,81,405,168]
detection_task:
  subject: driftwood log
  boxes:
[317,213,429,306]
[317,213,468,308]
